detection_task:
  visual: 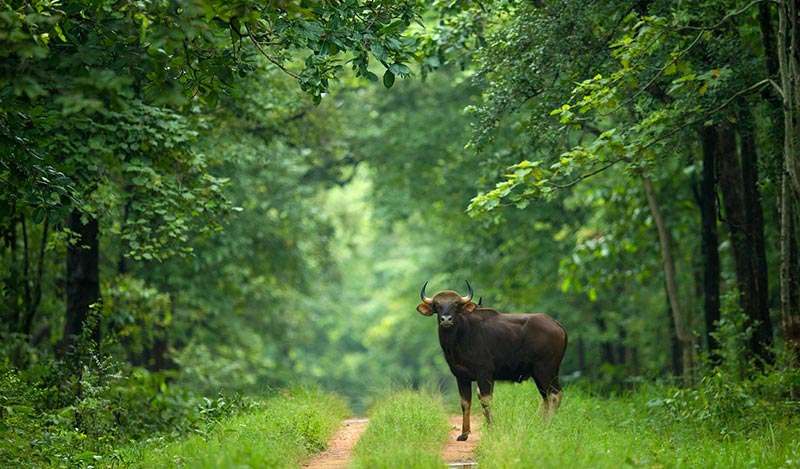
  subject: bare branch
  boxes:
[767,78,786,100]
[550,160,620,190]
[245,23,301,80]
[675,0,774,31]
[705,79,779,114]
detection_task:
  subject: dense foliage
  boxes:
[2,0,800,465]
[423,0,800,382]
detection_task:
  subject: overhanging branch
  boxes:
[245,23,301,80]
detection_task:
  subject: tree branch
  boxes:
[676,0,775,31]
[245,23,301,80]
[550,160,620,190]
[553,78,776,194]
[635,78,779,153]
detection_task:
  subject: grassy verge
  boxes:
[351,389,450,469]
[117,387,348,468]
[477,381,800,468]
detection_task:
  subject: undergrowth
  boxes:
[120,387,349,468]
[351,388,450,468]
[0,328,346,468]
[0,330,249,468]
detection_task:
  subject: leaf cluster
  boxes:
[238,0,423,101]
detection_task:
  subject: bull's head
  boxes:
[416,280,477,328]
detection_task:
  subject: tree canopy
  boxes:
[2,0,800,464]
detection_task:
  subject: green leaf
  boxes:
[31,207,46,224]
[74,452,99,462]
[383,70,395,88]
[53,23,66,42]
[370,42,387,61]
[388,63,411,76]
[207,90,219,109]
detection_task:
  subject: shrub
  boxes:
[0,330,248,468]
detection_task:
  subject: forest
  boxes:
[2,0,800,466]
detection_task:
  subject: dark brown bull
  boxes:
[417,280,567,441]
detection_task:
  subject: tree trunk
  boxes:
[716,120,773,367]
[143,294,175,371]
[700,126,721,365]
[21,218,48,336]
[597,316,615,366]
[776,0,800,201]
[60,210,101,354]
[642,176,693,385]
[781,184,800,365]
[777,0,800,364]
[759,2,780,82]
[665,281,683,376]
[738,109,774,361]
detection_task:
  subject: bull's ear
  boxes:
[417,304,435,316]
[463,302,478,314]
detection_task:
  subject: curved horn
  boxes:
[460,280,474,303]
[420,281,434,305]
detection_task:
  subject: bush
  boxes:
[0,331,250,468]
[645,367,800,437]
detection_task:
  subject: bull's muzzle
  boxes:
[439,315,454,328]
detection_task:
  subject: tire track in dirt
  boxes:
[303,414,480,468]
[442,414,480,467]
[303,418,369,469]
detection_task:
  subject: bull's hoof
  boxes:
[457,433,469,441]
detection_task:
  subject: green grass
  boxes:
[477,382,800,468]
[116,387,348,468]
[351,389,450,469]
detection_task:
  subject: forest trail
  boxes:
[303,418,369,468]
[303,415,480,468]
[443,414,481,467]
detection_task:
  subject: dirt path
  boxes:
[304,415,480,468]
[303,418,369,469]
[442,414,481,467]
